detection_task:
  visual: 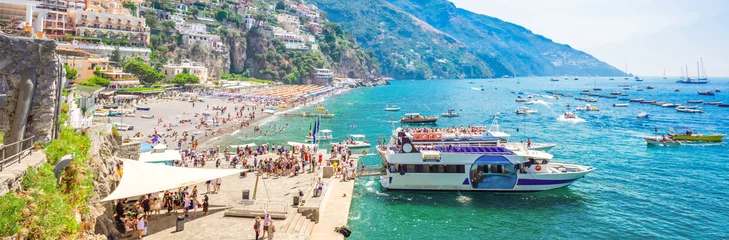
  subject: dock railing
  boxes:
[0,135,36,171]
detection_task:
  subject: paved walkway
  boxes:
[0,150,47,195]
[143,154,320,240]
[309,157,358,240]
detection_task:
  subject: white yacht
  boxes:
[377,129,594,192]
[384,105,401,111]
[331,134,371,148]
[306,129,333,142]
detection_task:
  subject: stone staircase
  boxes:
[278,211,316,240]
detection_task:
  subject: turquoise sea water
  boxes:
[226,77,729,239]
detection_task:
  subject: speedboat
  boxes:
[515,97,528,102]
[377,128,593,192]
[716,88,721,92]
[515,107,537,114]
[563,111,577,119]
[331,134,371,148]
[698,90,715,96]
[584,98,597,102]
[703,102,722,105]
[610,91,622,95]
[401,113,438,124]
[635,76,643,81]
[647,86,655,89]
[550,78,559,81]
[662,103,679,107]
[384,105,401,111]
[675,88,680,92]
[441,109,459,118]
[636,112,649,118]
[644,136,681,146]
[613,103,629,107]
[629,98,644,102]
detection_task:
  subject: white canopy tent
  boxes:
[101,159,245,202]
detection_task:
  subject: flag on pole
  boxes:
[312,119,318,144]
[309,121,312,137]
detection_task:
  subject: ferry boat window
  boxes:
[429,165,438,173]
[405,165,415,173]
[456,165,465,173]
[414,165,424,173]
[445,165,457,173]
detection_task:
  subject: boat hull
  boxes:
[380,167,592,192]
[670,135,725,142]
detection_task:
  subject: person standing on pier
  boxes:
[253,216,261,240]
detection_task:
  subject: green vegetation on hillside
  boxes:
[0,102,95,239]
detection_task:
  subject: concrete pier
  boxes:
[309,155,359,240]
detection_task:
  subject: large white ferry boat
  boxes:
[376,125,594,192]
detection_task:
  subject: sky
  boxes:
[450,0,729,77]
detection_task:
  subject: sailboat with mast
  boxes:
[663,68,667,79]
[624,61,629,80]
[698,58,708,81]
[676,62,708,84]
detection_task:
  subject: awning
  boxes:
[139,149,182,163]
[101,159,245,202]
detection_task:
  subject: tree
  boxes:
[124,60,165,86]
[84,76,111,87]
[142,10,159,29]
[172,73,199,85]
[215,10,229,21]
[276,1,286,10]
[63,64,77,81]
[110,46,122,67]
[161,20,176,30]
[122,1,138,16]
[93,66,103,77]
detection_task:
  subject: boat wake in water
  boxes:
[532,99,552,107]
[557,115,586,123]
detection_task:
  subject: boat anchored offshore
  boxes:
[515,106,538,114]
[401,113,438,124]
[441,109,459,118]
[377,129,594,192]
[384,105,401,111]
[644,136,681,146]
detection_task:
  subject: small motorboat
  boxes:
[401,113,438,124]
[687,100,704,103]
[306,129,333,142]
[698,90,715,96]
[718,103,729,107]
[515,107,537,114]
[646,86,655,89]
[610,91,622,95]
[636,112,649,118]
[563,111,577,119]
[515,97,528,102]
[675,88,680,92]
[703,102,722,105]
[384,105,401,111]
[635,76,643,82]
[581,89,590,92]
[716,88,721,92]
[609,78,615,80]
[644,136,681,146]
[441,109,459,117]
[653,101,667,106]
[468,81,476,84]
[668,129,726,142]
[636,89,644,92]
[584,98,597,102]
[593,88,602,91]
[330,134,371,148]
[104,104,119,109]
[141,115,155,119]
[136,106,151,111]
[550,78,559,81]
[629,98,644,102]
[676,107,703,113]
[315,106,326,111]
[661,103,679,107]
[640,100,656,104]
[613,103,629,107]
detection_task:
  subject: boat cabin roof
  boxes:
[320,129,332,133]
[404,113,421,116]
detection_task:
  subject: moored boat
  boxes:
[377,128,593,192]
[698,90,714,96]
[647,86,654,89]
[636,112,649,118]
[401,113,438,124]
[563,111,577,119]
[331,134,371,148]
[384,105,401,111]
[613,103,629,107]
[703,102,722,105]
[687,100,703,103]
[661,103,679,107]
[629,98,644,102]
[515,107,537,114]
[441,109,459,118]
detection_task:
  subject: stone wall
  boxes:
[0,34,62,144]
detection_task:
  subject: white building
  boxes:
[178,22,207,34]
[314,68,333,85]
[163,60,210,83]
